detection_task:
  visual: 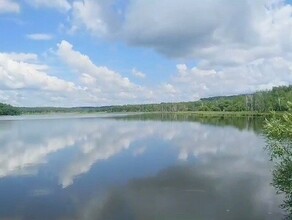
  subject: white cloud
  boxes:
[66,0,292,101]
[26,33,53,41]
[69,0,119,36]
[5,52,38,62]
[0,0,20,13]
[132,68,146,79]
[68,0,270,59]
[25,0,71,11]
[120,0,292,63]
[0,52,76,92]
[168,59,292,100]
[71,0,106,34]
[3,0,292,108]
[159,83,178,98]
[0,42,155,107]
[57,40,154,104]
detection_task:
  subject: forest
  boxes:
[1,85,291,115]
[105,85,292,113]
[0,103,21,116]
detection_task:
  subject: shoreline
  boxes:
[0,111,281,118]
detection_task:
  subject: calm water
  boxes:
[0,115,284,220]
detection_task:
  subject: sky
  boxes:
[0,0,292,107]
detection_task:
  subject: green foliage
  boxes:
[265,102,292,158]
[0,103,20,115]
[264,102,292,217]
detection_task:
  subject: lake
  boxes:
[0,114,284,220]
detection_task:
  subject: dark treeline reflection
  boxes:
[117,113,265,133]
[272,158,292,220]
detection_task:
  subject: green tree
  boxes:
[264,102,292,218]
[0,103,20,115]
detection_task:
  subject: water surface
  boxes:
[0,115,283,219]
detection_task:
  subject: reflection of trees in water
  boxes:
[264,102,292,219]
[272,159,292,219]
[118,113,265,133]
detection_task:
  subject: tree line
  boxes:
[92,85,292,113]
[0,85,291,115]
[100,85,292,113]
[0,103,21,115]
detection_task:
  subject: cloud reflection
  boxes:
[0,116,283,219]
[59,123,155,187]
[0,118,274,187]
[0,134,78,178]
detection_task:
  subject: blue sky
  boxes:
[0,0,292,107]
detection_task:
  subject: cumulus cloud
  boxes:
[0,41,155,107]
[132,68,146,79]
[65,0,292,96]
[0,52,76,93]
[5,52,38,62]
[67,0,279,59]
[26,33,53,41]
[57,40,153,104]
[167,58,292,100]
[3,0,292,106]
[69,0,119,36]
[25,0,71,11]
[119,0,292,64]
[158,83,179,100]
[21,0,292,70]
[0,0,20,13]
